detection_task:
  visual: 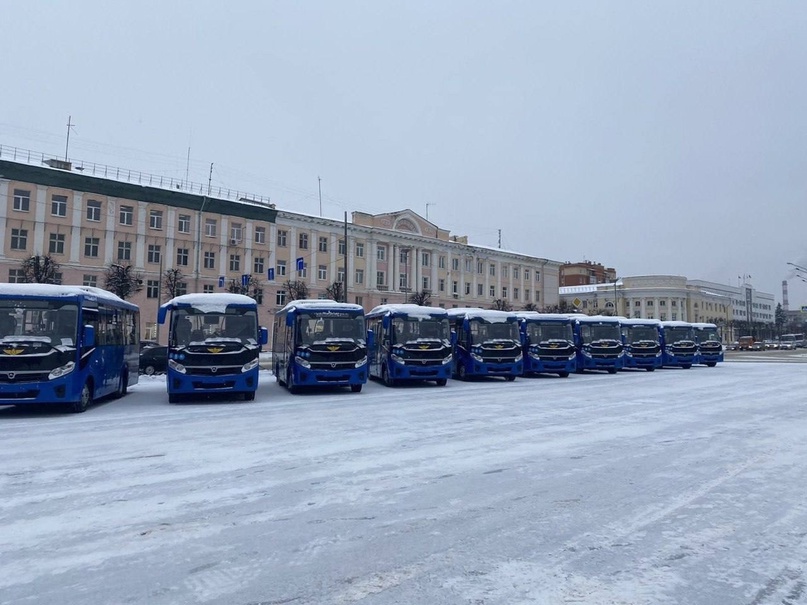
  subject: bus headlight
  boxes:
[568,353,576,361]
[442,354,453,365]
[391,353,404,365]
[241,358,259,373]
[355,356,367,368]
[168,359,187,374]
[471,352,484,363]
[295,356,311,369]
[514,353,523,363]
[48,361,75,380]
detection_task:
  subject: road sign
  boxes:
[573,297,582,308]
[267,268,275,281]
[801,305,807,312]
[296,257,305,272]
[218,276,225,287]
[242,274,250,287]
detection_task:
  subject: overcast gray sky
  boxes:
[2,1,806,306]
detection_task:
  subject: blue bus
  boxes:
[366,304,453,386]
[446,308,522,381]
[660,321,697,369]
[620,318,663,371]
[0,284,139,413]
[692,322,724,367]
[517,312,576,377]
[571,315,623,373]
[158,293,267,403]
[273,300,369,393]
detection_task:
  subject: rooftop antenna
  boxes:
[318,176,322,217]
[426,202,436,221]
[207,162,213,195]
[498,229,502,249]
[64,115,76,161]
[184,147,191,190]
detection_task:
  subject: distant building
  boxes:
[559,275,776,341]
[559,260,617,286]
[0,152,562,342]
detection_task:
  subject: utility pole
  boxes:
[64,115,75,161]
[343,211,349,303]
[318,177,323,217]
[498,229,502,249]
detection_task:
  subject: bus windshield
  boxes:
[665,327,694,342]
[624,326,659,343]
[469,319,519,345]
[0,300,79,347]
[526,322,573,343]
[172,308,258,347]
[696,328,721,342]
[580,324,621,344]
[297,313,365,345]
[391,317,450,345]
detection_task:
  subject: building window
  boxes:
[230,223,242,244]
[176,282,188,296]
[513,267,520,279]
[439,278,445,292]
[355,242,364,257]
[535,271,540,281]
[9,269,25,283]
[49,233,66,255]
[11,229,28,250]
[83,274,97,287]
[635,300,641,307]
[399,274,408,289]
[503,266,509,279]
[355,269,364,284]
[254,257,264,274]
[276,290,287,306]
[298,262,307,278]
[422,276,430,291]
[204,251,216,269]
[489,285,495,297]
[277,230,287,247]
[203,285,215,293]
[439,256,446,269]
[514,288,519,300]
[377,246,386,261]
[176,248,189,266]
[477,260,483,274]
[477,284,483,296]
[147,244,161,264]
[318,236,328,252]
[149,210,163,230]
[298,232,309,249]
[355,296,363,306]
[659,300,667,307]
[647,300,654,307]
[178,214,191,233]
[376,271,386,287]
[337,267,345,283]
[465,258,472,272]
[255,226,266,244]
[146,280,160,298]
[86,200,102,222]
[525,289,531,301]
[452,258,460,271]
[205,218,217,237]
[120,205,134,225]
[489,264,496,277]
[465,282,471,295]
[13,189,31,212]
[84,237,100,257]
[672,313,678,321]
[338,239,346,255]
[524,269,530,280]
[400,250,409,264]
[277,260,287,277]
[502,286,508,298]
[318,265,327,280]
[117,241,132,261]
[422,252,430,267]
[671,300,677,307]
[51,195,67,217]
[229,254,241,272]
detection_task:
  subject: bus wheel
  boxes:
[436,378,447,386]
[72,382,92,413]
[458,364,467,381]
[351,384,363,393]
[168,393,181,404]
[646,367,655,372]
[558,371,569,378]
[683,364,692,369]
[607,368,617,374]
[706,362,717,367]
[506,375,516,382]
[287,369,299,394]
[115,371,128,398]
[243,391,256,401]
[382,365,396,387]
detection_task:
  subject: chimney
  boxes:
[782,280,789,311]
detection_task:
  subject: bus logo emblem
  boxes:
[419,345,429,350]
[7,372,15,379]
[3,348,24,355]
[331,362,336,368]
[211,367,218,373]
[207,347,223,354]
[327,345,340,352]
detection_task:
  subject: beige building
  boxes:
[1,155,562,342]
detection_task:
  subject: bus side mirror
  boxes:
[450,329,457,347]
[259,327,268,345]
[367,330,375,350]
[382,316,390,329]
[83,325,96,348]
[285,313,294,327]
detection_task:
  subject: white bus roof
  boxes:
[163,293,257,313]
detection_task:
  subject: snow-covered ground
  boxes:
[2,361,806,605]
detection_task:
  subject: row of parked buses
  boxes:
[0,285,724,411]
[270,301,724,394]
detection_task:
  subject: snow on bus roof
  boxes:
[661,320,693,327]
[620,318,662,326]
[0,283,133,306]
[514,312,575,321]
[367,304,448,318]
[572,314,622,323]
[164,293,257,313]
[279,299,365,314]
[691,322,718,328]
[446,308,515,322]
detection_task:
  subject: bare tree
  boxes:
[283,279,309,302]
[162,268,185,301]
[227,275,264,303]
[491,298,513,311]
[408,289,431,306]
[541,300,570,314]
[521,302,539,312]
[325,281,345,302]
[20,254,61,284]
[104,263,143,300]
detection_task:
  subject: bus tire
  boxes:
[168,393,181,404]
[646,367,655,372]
[506,375,516,382]
[682,364,692,369]
[350,384,362,393]
[436,378,447,386]
[706,362,716,367]
[243,391,256,401]
[287,369,299,394]
[458,364,467,381]
[71,382,92,413]
[558,371,569,378]
[115,370,128,398]
[607,368,617,374]
[382,365,396,387]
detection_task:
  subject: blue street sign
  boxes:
[218,276,225,287]
[242,274,250,287]
[296,257,305,272]
[267,268,275,281]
